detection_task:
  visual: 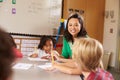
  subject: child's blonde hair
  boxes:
[72,38,103,72]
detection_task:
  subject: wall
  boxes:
[63,0,86,19]
[103,0,119,67]
[63,0,105,43]
[85,0,105,43]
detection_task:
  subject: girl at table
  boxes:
[29,36,59,59]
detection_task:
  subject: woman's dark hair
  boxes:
[38,36,56,49]
[0,28,15,80]
[64,13,87,42]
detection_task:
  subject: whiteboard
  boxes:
[0,0,62,35]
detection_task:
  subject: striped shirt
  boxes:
[87,68,114,80]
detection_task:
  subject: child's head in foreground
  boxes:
[72,38,103,72]
[0,28,15,80]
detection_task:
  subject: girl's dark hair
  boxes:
[8,34,17,48]
[0,28,15,80]
[38,36,56,49]
[64,13,87,42]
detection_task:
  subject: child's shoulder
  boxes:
[87,68,114,80]
[97,68,114,80]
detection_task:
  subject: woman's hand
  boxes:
[53,53,63,61]
[45,66,55,71]
[45,61,58,71]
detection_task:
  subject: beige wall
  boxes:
[63,0,105,43]
[103,0,119,67]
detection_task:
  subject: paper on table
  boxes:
[38,63,52,69]
[27,57,48,61]
[13,63,33,70]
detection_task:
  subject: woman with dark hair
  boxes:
[62,13,88,58]
[47,13,88,75]
[0,28,15,80]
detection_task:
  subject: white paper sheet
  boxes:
[38,63,52,69]
[13,63,33,70]
[27,57,48,61]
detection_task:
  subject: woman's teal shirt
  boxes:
[61,38,72,59]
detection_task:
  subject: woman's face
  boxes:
[43,40,53,53]
[68,18,81,37]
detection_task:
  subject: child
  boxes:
[0,28,15,80]
[72,38,114,80]
[29,36,59,59]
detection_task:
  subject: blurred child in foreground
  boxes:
[0,28,15,80]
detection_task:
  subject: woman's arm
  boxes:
[54,51,73,63]
[55,59,76,68]
[59,58,73,63]
[53,62,81,75]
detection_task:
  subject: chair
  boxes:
[102,51,111,70]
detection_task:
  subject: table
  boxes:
[13,58,81,80]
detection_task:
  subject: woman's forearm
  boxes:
[53,64,81,75]
[55,59,76,68]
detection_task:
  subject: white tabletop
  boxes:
[13,58,81,80]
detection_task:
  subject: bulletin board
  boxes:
[0,0,63,35]
[14,37,40,55]
[13,36,63,55]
